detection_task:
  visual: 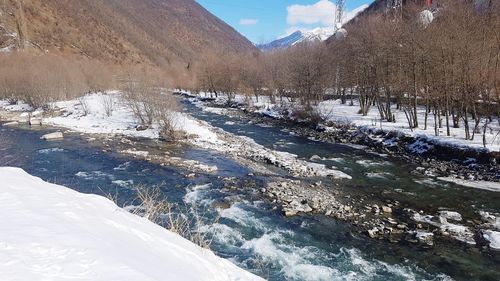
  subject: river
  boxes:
[0,102,499,281]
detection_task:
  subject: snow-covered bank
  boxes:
[187,92,500,153]
[44,92,219,143]
[437,177,500,192]
[0,167,262,281]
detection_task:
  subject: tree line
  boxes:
[194,0,499,146]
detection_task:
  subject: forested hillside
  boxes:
[0,0,257,66]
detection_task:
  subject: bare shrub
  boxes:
[120,68,180,140]
[291,106,324,126]
[153,92,179,140]
[120,69,160,126]
[80,60,116,92]
[78,97,91,116]
[131,185,216,249]
[101,94,114,117]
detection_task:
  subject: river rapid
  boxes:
[0,102,499,281]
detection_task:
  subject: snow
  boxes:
[415,231,434,240]
[40,92,221,145]
[482,230,500,250]
[0,100,33,112]
[438,211,462,222]
[418,10,434,27]
[412,213,476,245]
[190,93,500,152]
[316,99,500,152]
[0,167,262,281]
[45,92,159,138]
[479,211,500,230]
[437,177,500,192]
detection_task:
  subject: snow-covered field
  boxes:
[44,92,219,144]
[190,92,500,152]
[0,167,262,281]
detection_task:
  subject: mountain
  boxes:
[0,0,257,66]
[258,4,369,51]
[257,28,335,51]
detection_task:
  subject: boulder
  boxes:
[382,206,393,213]
[367,227,379,238]
[40,132,64,140]
[136,124,149,131]
[29,118,42,126]
[284,209,298,217]
[289,199,313,213]
[309,155,321,161]
[415,231,434,246]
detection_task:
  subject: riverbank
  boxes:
[0,93,351,179]
[179,92,500,251]
[2,93,500,253]
[2,97,500,280]
[183,92,500,183]
[0,167,262,281]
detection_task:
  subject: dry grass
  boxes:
[130,185,217,249]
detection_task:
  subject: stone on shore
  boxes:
[382,206,393,213]
[29,118,42,126]
[3,121,19,127]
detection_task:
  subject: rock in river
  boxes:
[41,132,64,140]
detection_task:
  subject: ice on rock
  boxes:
[482,230,500,250]
[439,211,462,222]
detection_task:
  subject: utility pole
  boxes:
[335,0,345,30]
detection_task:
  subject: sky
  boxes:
[196,0,374,44]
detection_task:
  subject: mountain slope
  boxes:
[0,0,257,65]
[258,28,335,51]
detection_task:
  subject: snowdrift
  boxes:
[0,167,262,281]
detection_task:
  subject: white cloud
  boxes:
[286,0,369,27]
[239,18,258,26]
[287,0,336,26]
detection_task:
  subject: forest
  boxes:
[195,0,499,145]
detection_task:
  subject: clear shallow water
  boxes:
[184,102,500,216]
[0,118,499,280]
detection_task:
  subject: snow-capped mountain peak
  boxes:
[257,4,369,51]
[257,27,335,51]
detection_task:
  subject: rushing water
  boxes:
[1,105,499,281]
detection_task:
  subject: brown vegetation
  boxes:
[120,67,179,140]
[0,0,257,67]
[131,185,216,249]
[0,52,115,109]
[193,0,500,146]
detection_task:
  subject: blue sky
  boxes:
[196,0,374,44]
